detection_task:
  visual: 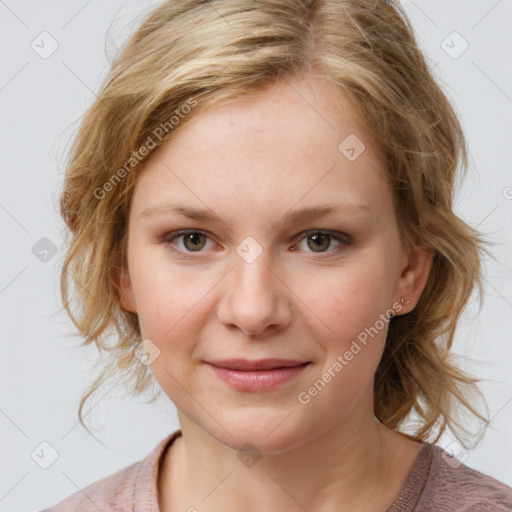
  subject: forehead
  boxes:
[130,77,390,222]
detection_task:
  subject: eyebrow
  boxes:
[141,202,370,223]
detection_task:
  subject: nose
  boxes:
[216,250,293,336]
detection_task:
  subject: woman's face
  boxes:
[119,76,429,453]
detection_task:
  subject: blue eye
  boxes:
[160,229,351,260]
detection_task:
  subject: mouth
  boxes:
[205,358,310,371]
[204,359,312,392]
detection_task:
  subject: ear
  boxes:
[114,264,138,314]
[393,237,434,315]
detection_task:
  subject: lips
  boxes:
[205,358,309,371]
[205,359,311,392]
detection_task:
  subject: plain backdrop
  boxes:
[1,1,511,511]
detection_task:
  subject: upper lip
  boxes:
[205,358,310,371]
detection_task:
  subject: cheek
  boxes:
[129,245,208,335]
[291,264,392,423]
[131,264,209,399]
[289,254,394,397]
[128,252,220,390]
[292,254,393,339]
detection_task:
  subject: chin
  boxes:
[209,411,310,455]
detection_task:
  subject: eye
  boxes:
[161,230,216,254]
[159,229,351,259]
[294,230,350,256]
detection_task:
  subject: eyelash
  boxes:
[159,229,352,260]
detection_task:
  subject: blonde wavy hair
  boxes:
[59,0,492,446]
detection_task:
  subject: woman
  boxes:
[42,0,512,510]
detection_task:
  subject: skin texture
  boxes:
[118,75,434,511]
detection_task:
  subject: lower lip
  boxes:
[206,363,310,392]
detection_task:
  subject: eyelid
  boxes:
[160,228,351,259]
[296,229,351,244]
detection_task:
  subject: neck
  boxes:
[159,394,422,512]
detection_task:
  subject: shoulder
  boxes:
[416,443,512,511]
[38,431,181,512]
[39,459,143,512]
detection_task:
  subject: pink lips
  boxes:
[205,358,311,391]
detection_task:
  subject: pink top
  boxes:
[40,429,512,511]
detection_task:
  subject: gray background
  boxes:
[0,1,511,511]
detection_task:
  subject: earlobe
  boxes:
[395,239,434,314]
